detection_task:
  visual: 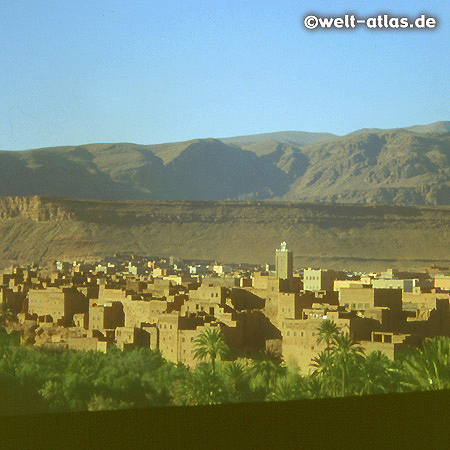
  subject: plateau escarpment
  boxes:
[1,196,450,271]
[0,196,73,221]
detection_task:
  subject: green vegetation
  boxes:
[0,325,449,415]
[311,327,365,397]
[316,319,340,351]
[193,327,230,375]
[400,336,450,391]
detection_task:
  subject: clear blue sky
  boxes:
[1,0,449,150]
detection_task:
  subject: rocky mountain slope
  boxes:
[1,122,449,205]
[1,196,450,271]
[282,130,450,205]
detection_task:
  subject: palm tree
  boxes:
[400,336,450,391]
[193,327,230,375]
[250,349,287,391]
[304,375,325,399]
[316,319,340,351]
[310,349,337,396]
[329,333,364,397]
[310,350,332,376]
[223,361,248,389]
[269,377,297,401]
[222,361,252,402]
[172,363,228,406]
[357,351,396,395]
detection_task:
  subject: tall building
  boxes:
[276,242,293,283]
[303,268,347,292]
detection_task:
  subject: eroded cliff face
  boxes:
[1,196,450,271]
[0,196,435,225]
[0,196,73,222]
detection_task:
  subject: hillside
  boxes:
[0,122,449,205]
[219,130,337,146]
[1,196,450,271]
[282,130,450,205]
[346,120,450,136]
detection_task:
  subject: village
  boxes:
[1,243,450,373]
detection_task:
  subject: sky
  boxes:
[1,0,449,150]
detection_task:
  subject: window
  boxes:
[312,332,315,336]
[287,331,290,336]
[182,338,185,342]
[373,334,382,343]
[301,331,304,337]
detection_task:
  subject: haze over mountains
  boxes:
[1,121,450,206]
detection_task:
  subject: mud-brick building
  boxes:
[339,286,403,320]
[89,301,124,331]
[361,332,421,360]
[27,286,88,326]
[115,326,151,350]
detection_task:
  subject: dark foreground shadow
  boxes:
[0,389,449,450]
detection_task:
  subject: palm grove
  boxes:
[0,319,449,414]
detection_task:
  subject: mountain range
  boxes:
[1,121,450,206]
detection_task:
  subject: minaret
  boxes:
[276,241,293,285]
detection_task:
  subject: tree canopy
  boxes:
[0,326,448,414]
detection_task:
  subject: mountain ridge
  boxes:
[347,120,450,136]
[1,122,450,206]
